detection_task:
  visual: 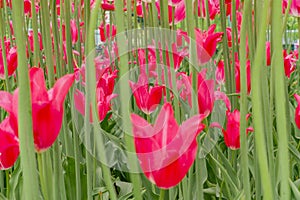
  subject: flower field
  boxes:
[0,0,300,199]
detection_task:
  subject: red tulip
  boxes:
[0,117,19,170]
[155,1,186,25]
[294,94,300,129]
[178,69,231,116]
[0,67,75,152]
[74,69,118,122]
[196,0,219,20]
[99,22,117,42]
[129,73,164,114]
[195,24,223,64]
[28,30,43,52]
[0,44,18,79]
[211,110,253,149]
[283,49,297,78]
[198,69,231,115]
[131,103,206,188]
[235,59,251,94]
[290,0,300,17]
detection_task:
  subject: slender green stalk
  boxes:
[219,0,232,100]
[30,0,40,67]
[86,0,118,199]
[51,0,62,78]
[11,1,40,199]
[251,0,274,198]
[159,189,165,200]
[185,0,198,115]
[40,0,55,86]
[239,0,252,199]
[204,0,210,28]
[0,171,3,195]
[71,100,82,200]
[64,0,73,73]
[0,8,10,91]
[115,1,143,199]
[272,0,290,199]
[282,0,292,35]
[230,0,237,109]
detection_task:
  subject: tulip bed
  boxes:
[1,0,300,199]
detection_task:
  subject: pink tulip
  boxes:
[0,44,18,79]
[129,73,164,114]
[74,69,118,122]
[211,110,253,149]
[131,103,206,188]
[195,24,223,64]
[290,0,300,17]
[294,94,300,129]
[0,67,75,152]
[0,117,19,170]
[196,0,219,20]
[99,22,117,42]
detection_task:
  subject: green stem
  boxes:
[86,0,118,199]
[239,0,252,199]
[159,189,165,200]
[272,0,290,199]
[185,0,198,115]
[251,0,274,198]
[30,0,40,67]
[64,0,73,73]
[11,0,40,199]
[40,0,55,86]
[0,8,10,92]
[204,0,210,28]
[115,1,143,200]
[220,0,232,102]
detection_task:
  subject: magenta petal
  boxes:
[214,91,232,111]
[147,86,163,113]
[295,94,300,129]
[0,91,13,114]
[49,73,75,109]
[32,103,63,152]
[132,103,206,189]
[0,118,19,170]
[74,89,86,117]
[29,67,48,102]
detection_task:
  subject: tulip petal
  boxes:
[0,118,19,170]
[29,67,48,102]
[132,103,206,188]
[0,91,13,114]
[49,73,75,109]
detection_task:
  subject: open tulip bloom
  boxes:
[131,103,206,188]
[0,68,74,169]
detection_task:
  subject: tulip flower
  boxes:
[0,45,18,79]
[294,94,300,129]
[290,0,300,17]
[195,0,219,20]
[74,69,118,122]
[195,24,223,64]
[99,22,117,42]
[178,69,231,116]
[211,110,253,149]
[129,73,164,114]
[0,67,75,152]
[131,103,206,188]
[0,117,19,170]
[155,1,186,25]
